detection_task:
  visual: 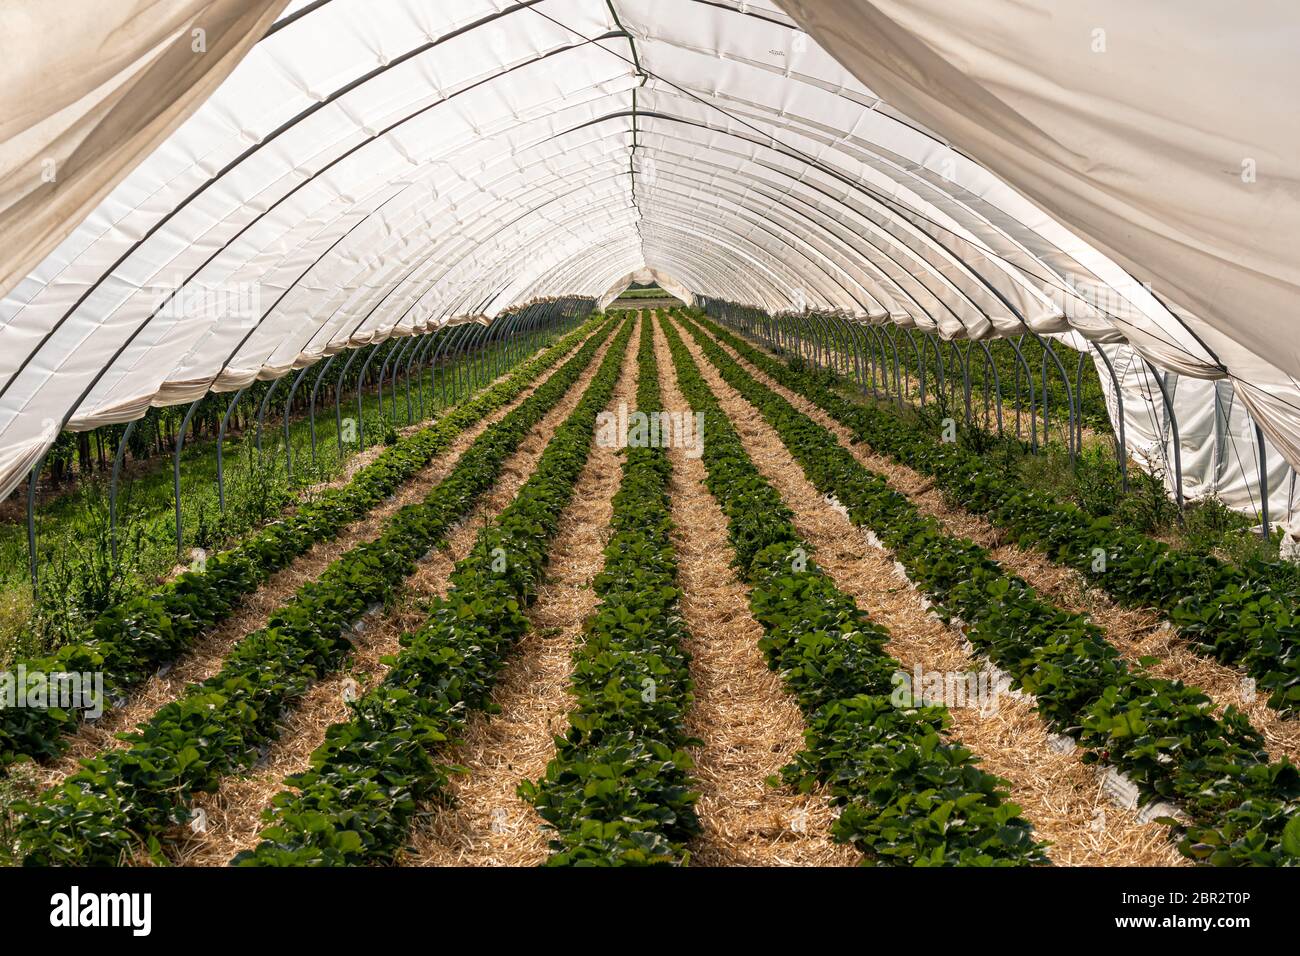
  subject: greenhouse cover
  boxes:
[1,0,1297,520]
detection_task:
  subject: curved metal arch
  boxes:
[71,98,977,431]
[263,106,1003,356]
[3,9,620,405]
[18,37,628,440]
[630,116,1006,321]
[307,354,338,466]
[620,125,982,330]
[627,109,1033,330]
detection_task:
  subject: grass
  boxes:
[614,287,671,299]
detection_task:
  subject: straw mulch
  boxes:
[404,322,641,867]
[678,319,1185,867]
[159,327,625,866]
[712,330,1300,768]
[654,319,857,866]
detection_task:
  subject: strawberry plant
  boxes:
[521,315,700,866]
[232,317,637,866]
[661,315,1046,866]
[678,311,1300,867]
[699,314,1300,715]
[13,319,622,865]
[0,317,604,767]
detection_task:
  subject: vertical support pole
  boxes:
[889,326,903,406]
[1008,335,1036,449]
[1089,343,1128,491]
[409,334,434,423]
[906,329,926,406]
[377,339,400,423]
[284,365,311,480]
[392,337,415,419]
[375,340,397,420]
[849,323,866,393]
[978,341,1004,437]
[977,342,990,427]
[447,325,470,404]
[1075,351,1088,455]
[501,312,523,379]
[386,338,414,422]
[838,317,850,376]
[928,332,946,411]
[307,354,337,466]
[397,337,417,419]
[1142,358,1184,513]
[174,397,204,560]
[451,325,471,401]
[217,386,248,511]
[1035,334,1076,463]
[1257,423,1271,539]
[27,451,50,596]
[335,348,362,457]
[255,377,282,456]
[429,327,454,412]
[868,326,886,398]
[490,313,507,378]
[466,322,491,394]
[462,324,481,395]
[504,313,521,377]
[438,326,463,409]
[110,419,139,561]
[425,329,443,415]
[479,318,499,386]
[954,340,972,423]
[812,314,827,370]
[356,342,384,449]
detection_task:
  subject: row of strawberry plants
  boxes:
[520,314,700,865]
[0,318,600,768]
[699,313,1300,715]
[13,319,620,866]
[660,315,1047,865]
[231,317,637,866]
[676,312,1300,866]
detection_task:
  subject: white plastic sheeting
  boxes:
[781,0,1300,516]
[0,0,1296,512]
[1089,341,1298,524]
[598,268,694,311]
[0,0,289,301]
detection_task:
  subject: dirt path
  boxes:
[673,315,1184,867]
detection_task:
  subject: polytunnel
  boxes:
[1,0,1299,885]
[2,0,1298,515]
